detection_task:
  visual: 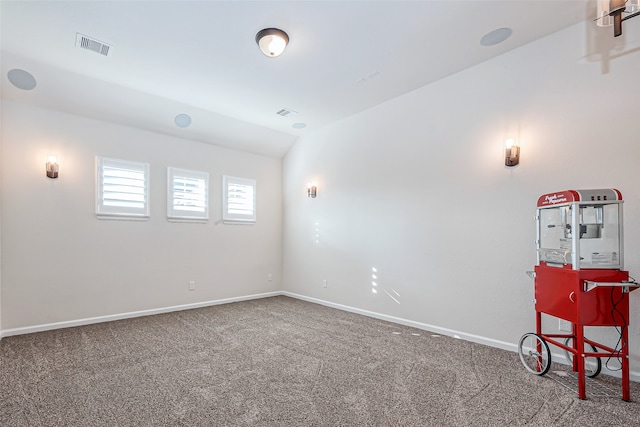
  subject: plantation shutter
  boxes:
[223,175,256,223]
[167,167,209,221]
[96,157,149,219]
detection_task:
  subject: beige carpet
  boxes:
[1,296,639,426]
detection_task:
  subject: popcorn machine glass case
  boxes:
[537,189,623,269]
[519,189,638,401]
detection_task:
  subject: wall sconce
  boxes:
[597,0,640,37]
[307,182,317,198]
[46,156,59,179]
[505,139,520,167]
[255,28,289,57]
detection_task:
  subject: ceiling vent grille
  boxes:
[76,33,111,56]
[276,108,298,118]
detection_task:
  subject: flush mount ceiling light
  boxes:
[256,28,289,57]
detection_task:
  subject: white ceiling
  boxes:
[1,0,593,157]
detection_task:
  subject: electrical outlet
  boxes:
[267,274,273,282]
[323,279,328,288]
[559,319,572,332]
[189,281,196,291]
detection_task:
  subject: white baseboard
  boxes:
[2,290,639,383]
[282,291,517,351]
[281,291,640,382]
[0,291,281,340]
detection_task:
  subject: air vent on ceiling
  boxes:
[76,33,111,56]
[276,108,298,118]
[355,70,380,85]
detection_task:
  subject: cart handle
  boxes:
[583,280,640,293]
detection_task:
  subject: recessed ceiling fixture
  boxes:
[174,114,192,128]
[7,69,37,90]
[292,123,307,129]
[480,27,512,46]
[256,28,289,57]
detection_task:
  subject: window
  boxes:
[223,175,256,223]
[167,167,209,222]
[96,157,150,219]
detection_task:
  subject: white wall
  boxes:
[0,78,3,335]
[1,102,282,330]
[282,21,640,373]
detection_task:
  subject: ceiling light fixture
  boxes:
[256,28,289,57]
[597,0,640,37]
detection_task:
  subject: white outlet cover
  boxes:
[558,319,572,332]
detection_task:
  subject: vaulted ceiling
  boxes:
[1,1,592,157]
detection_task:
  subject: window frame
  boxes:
[167,167,209,222]
[222,175,256,224]
[96,156,150,220]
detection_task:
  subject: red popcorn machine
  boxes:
[518,189,638,400]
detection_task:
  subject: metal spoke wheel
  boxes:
[562,337,602,378]
[518,333,551,376]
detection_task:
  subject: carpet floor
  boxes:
[1,296,639,426]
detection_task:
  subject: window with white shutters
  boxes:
[96,157,150,219]
[223,175,256,223]
[167,167,209,222]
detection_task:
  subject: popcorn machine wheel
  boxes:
[518,189,639,401]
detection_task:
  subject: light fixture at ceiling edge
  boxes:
[256,28,289,57]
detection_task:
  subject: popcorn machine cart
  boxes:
[518,189,638,400]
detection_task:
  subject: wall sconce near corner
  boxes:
[597,0,640,37]
[46,156,59,179]
[256,28,289,57]
[505,139,520,167]
[307,182,317,198]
